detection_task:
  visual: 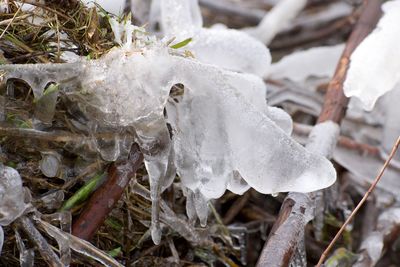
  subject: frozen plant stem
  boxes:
[317,136,400,267]
[256,1,382,266]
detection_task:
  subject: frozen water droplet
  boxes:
[95,136,121,162]
[151,224,162,245]
[40,151,61,178]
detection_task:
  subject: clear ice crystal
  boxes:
[0,165,27,226]
[39,151,62,178]
[344,0,400,111]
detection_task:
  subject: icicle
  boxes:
[194,189,208,227]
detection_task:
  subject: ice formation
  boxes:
[0,165,27,226]
[0,43,336,242]
[343,0,400,111]
[155,0,271,76]
[267,44,344,81]
[244,0,307,44]
[1,4,337,243]
[0,164,27,254]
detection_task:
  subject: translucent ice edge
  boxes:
[344,0,400,111]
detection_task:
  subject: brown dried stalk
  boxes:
[256,1,383,266]
[317,136,400,266]
[72,144,143,240]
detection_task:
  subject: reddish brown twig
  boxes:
[72,144,143,240]
[256,1,382,266]
[317,136,400,266]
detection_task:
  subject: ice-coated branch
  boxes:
[244,0,307,45]
[17,216,63,267]
[256,1,383,266]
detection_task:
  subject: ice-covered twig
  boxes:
[72,143,143,240]
[35,218,123,267]
[293,122,380,156]
[244,0,307,45]
[17,216,63,266]
[256,1,383,266]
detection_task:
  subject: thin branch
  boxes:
[317,136,400,266]
[256,1,383,266]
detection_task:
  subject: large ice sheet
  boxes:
[0,40,336,243]
[344,0,400,111]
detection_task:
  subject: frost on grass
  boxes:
[0,16,336,243]
[344,0,400,111]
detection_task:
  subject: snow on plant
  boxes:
[344,0,400,111]
[0,2,337,244]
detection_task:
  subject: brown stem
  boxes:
[72,144,143,240]
[256,1,383,266]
